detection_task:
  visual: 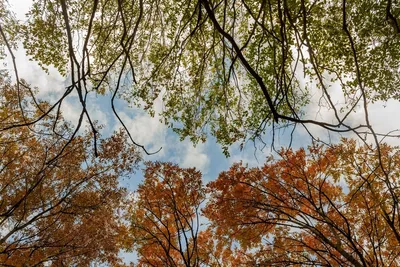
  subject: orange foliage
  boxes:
[127,162,206,266]
[0,75,141,266]
[205,141,400,266]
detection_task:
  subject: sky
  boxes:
[4,0,400,264]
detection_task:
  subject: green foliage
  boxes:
[0,0,18,61]
[21,1,69,75]
[11,0,400,152]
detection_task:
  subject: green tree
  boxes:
[4,0,399,153]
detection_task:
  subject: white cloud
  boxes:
[4,47,65,99]
[9,0,32,21]
[61,96,82,125]
[58,94,109,134]
[292,72,400,148]
[116,109,167,153]
[228,151,262,168]
[296,80,350,143]
[359,99,400,146]
[180,142,210,173]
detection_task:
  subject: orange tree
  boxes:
[205,139,400,266]
[0,75,141,266]
[126,161,253,266]
[127,162,207,266]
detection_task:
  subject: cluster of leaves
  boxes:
[206,140,400,266]
[128,162,205,266]
[0,75,141,266]
[128,140,400,266]
[9,0,400,153]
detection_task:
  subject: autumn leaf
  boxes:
[0,75,141,266]
[127,162,206,266]
[205,140,400,266]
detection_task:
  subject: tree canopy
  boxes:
[2,0,399,153]
[0,74,141,266]
[1,0,400,266]
[125,139,400,266]
[127,162,206,266]
[205,139,400,266]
